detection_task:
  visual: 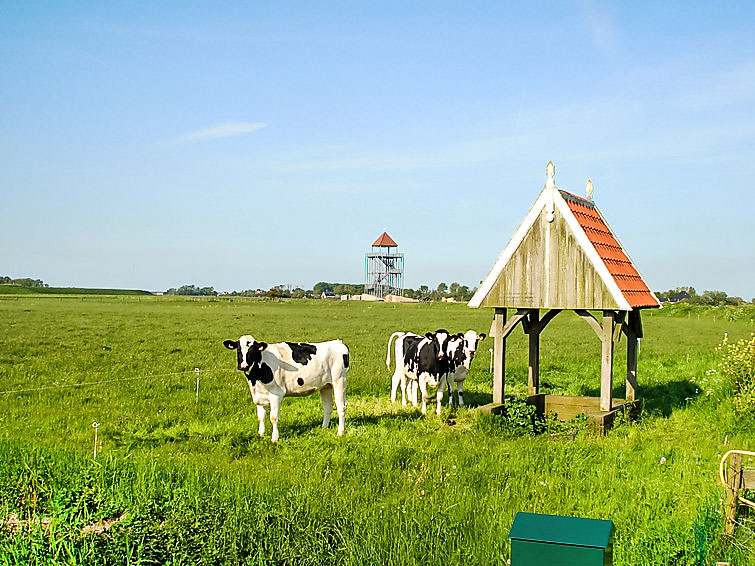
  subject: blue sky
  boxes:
[1,1,754,298]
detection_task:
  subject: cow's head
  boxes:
[461,330,486,367]
[447,334,466,367]
[223,335,268,371]
[427,329,450,360]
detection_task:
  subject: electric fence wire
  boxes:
[0,367,237,395]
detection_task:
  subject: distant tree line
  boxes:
[313,282,365,296]
[655,286,752,306]
[402,282,475,302]
[0,276,48,288]
[165,285,217,296]
[165,280,476,301]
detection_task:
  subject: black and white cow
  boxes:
[444,330,486,407]
[386,331,420,405]
[385,329,451,414]
[223,335,349,442]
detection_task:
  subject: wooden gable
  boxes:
[469,164,659,311]
[476,198,623,310]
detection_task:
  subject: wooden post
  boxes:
[600,311,615,412]
[725,452,742,536]
[492,308,507,404]
[528,310,540,395]
[626,335,637,402]
[625,311,639,402]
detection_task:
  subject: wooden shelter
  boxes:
[468,163,660,432]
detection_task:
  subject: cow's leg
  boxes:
[407,379,417,407]
[269,395,282,443]
[419,378,429,415]
[447,379,456,407]
[437,376,448,415]
[400,372,408,406]
[457,380,466,407]
[332,379,347,437]
[390,336,405,403]
[256,404,266,438]
[391,366,404,403]
[320,385,334,429]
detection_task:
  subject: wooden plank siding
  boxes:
[478,208,622,310]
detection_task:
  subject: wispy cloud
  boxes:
[576,0,619,57]
[166,122,266,144]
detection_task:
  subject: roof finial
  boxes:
[545,161,556,190]
[586,179,594,202]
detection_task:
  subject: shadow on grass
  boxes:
[577,379,698,417]
[449,390,493,408]
[638,380,699,416]
[278,408,427,438]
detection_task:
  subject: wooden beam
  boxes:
[625,312,638,402]
[532,309,562,334]
[528,310,540,395]
[613,311,627,342]
[575,309,602,339]
[600,310,615,412]
[499,309,528,340]
[626,332,638,403]
[492,308,507,404]
[630,308,644,338]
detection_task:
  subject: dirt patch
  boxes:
[81,512,127,535]
[1,513,52,534]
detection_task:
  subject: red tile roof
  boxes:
[560,191,659,309]
[372,232,398,247]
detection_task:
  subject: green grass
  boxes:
[0,297,753,565]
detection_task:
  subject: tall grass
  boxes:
[1,297,753,564]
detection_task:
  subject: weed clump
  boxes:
[708,334,755,416]
[476,399,545,437]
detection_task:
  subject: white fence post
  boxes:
[195,367,200,403]
[92,421,100,459]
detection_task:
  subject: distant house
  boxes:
[321,290,337,300]
[670,290,691,303]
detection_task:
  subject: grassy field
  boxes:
[0,296,753,565]
[0,285,152,296]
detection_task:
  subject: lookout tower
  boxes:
[365,231,404,299]
[469,162,660,433]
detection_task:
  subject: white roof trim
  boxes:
[468,188,635,310]
[468,190,550,308]
[553,192,632,311]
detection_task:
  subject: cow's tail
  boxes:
[386,331,405,369]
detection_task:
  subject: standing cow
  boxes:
[223,335,349,442]
[444,331,486,407]
[386,329,451,414]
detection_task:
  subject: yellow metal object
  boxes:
[719,449,755,509]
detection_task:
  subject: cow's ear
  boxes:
[479,333,487,340]
[223,340,238,350]
[257,342,268,351]
[425,332,434,339]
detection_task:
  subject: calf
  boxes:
[444,331,486,407]
[223,335,349,442]
[386,329,451,414]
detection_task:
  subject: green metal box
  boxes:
[508,512,614,566]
